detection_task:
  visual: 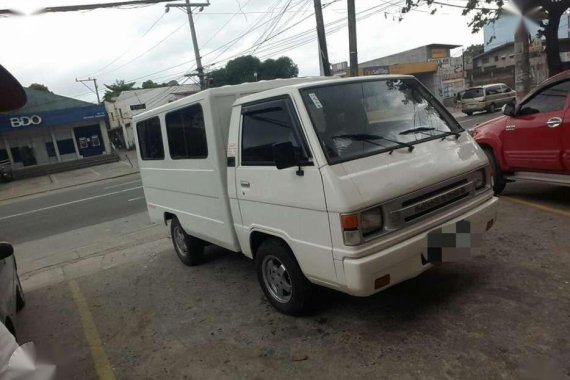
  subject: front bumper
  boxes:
[341,196,498,297]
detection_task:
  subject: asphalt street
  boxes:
[0,110,520,246]
[0,173,145,244]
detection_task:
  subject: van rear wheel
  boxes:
[488,103,496,113]
[170,217,203,266]
[255,239,313,316]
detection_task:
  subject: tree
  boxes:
[208,55,299,87]
[103,80,136,101]
[141,80,161,89]
[29,83,51,92]
[402,0,570,76]
[464,44,484,58]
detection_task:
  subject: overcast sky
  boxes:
[0,0,483,103]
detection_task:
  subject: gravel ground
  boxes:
[14,185,570,380]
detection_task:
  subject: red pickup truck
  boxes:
[471,71,570,194]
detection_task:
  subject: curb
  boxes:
[0,170,139,203]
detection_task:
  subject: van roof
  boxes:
[466,83,506,90]
[133,77,328,121]
[233,74,415,106]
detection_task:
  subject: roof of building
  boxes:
[114,84,201,104]
[2,88,97,115]
[360,43,461,66]
[474,42,515,59]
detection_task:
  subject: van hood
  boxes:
[320,134,488,212]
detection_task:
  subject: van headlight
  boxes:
[473,169,485,190]
[360,207,383,237]
[341,207,384,246]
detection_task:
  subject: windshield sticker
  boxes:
[227,143,236,158]
[308,93,323,109]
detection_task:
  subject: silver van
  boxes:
[461,83,516,115]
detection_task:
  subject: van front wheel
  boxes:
[255,239,313,316]
[171,217,203,266]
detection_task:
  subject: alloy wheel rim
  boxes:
[262,255,293,303]
[174,226,188,256]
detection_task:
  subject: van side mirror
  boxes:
[272,142,297,170]
[0,242,14,260]
[503,102,516,117]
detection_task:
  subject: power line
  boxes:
[90,12,167,76]
[35,0,185,14]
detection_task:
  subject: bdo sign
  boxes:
[10,115,42,128]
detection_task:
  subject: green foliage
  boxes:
[464,44,484,57]
[209,55,299,87]
[103,80,136,102]
[29,83,50,92]
[141,80,161,89]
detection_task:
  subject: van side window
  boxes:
[137,116,164,160]
[241,100,308,166]
[520,80,570,114]
[165,104,208,159]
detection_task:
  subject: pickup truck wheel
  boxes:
[16,278,25,312]
[483,149,506,195]
[255,239,313,316]
[170,217,203,266]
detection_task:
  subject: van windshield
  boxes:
[462,88,484,99]
[300,78,461,164]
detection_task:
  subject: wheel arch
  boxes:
[164,211,176,226]
[250,230,293,261]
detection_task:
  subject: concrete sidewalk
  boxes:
[0,150,139,202]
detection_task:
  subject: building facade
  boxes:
[0,88,110,168]
[358,44,462,101]
[105,84,200,149]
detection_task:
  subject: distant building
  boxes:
[0,88,110,168]
[105,84,200,149]
[359,43,462,101]
[483,13,570,52]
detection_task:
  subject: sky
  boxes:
[0,0,484,103]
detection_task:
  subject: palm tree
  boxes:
[103,80,136,102]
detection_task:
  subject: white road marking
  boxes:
[0,186,143,221]
[103,179,142,190]
[128,196,144,202]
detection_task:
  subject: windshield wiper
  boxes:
[399,127,461,140]
[399,127,435,135]
[333,133,414,153]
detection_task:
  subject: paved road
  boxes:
[0,174,145,244]
[0,110,548,245]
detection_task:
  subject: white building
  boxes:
[105,84,200,149]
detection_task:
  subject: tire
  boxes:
[170,217,204,266]
[464,112,473,116]
[483,149,506,195]
[488,103,496,113]
[255,239,313,316]
[16,279,25,312]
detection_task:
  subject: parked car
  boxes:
[0,243,25,339]
[471,71,570,194]
[135,76,498,315]
[462,83,516,115]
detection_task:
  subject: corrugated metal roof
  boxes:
[3,88,97,114]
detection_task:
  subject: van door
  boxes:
[234,97,335,283]
[503,80,570,172]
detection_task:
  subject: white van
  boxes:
[134,76,498,315]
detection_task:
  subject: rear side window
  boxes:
[463,88,483,99]
[485,85,500,95]
[521,80,570,114]
[241,99,308,166]
[137,117,164,160]
[165,104,208,159]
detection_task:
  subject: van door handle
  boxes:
[240,181,250,188]
[547,117,562,128]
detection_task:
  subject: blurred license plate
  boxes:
[424,220,482,263]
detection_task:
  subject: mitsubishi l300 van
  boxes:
[135,76,499,315]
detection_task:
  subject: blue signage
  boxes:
[0,105,107,132]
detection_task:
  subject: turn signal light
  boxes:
[341,214,359,230]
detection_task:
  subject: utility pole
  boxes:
[347,0,358,77]
[166,1,210,90]
[314,0,331,76]
[76,77,101,103]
